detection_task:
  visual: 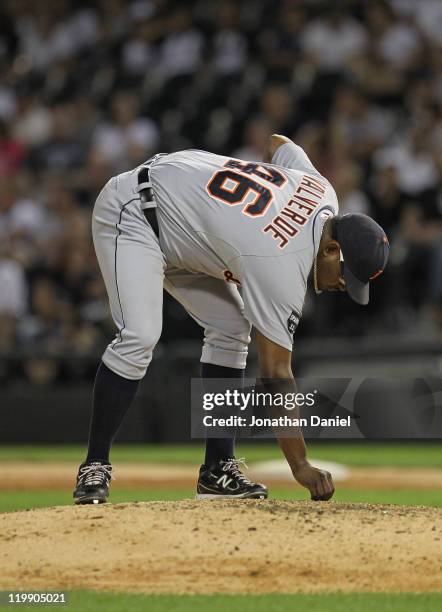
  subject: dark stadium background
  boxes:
[0,0,440,442]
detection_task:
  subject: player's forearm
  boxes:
[277,428,308,471]
[259,373,334,500]
[259,374,308,471]
[263,134,293,163]
[256,331,308,470]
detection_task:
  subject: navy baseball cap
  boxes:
[335,213,389,305]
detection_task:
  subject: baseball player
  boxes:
[73,134,389,504]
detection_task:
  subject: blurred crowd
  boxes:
[0,0,441,383]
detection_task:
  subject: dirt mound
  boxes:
[1,500,441,594]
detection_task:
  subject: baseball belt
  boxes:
[137,166,159,239]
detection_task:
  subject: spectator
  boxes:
[12,93,52,148]
[92,91,159,171]
[232,116,272,161]
[366,3,422,72]
[375,123,440,197]
[0,0,439,381]
[260,83,300,136]
[330,85,395,162]
[212,2,248,77]
[157,9,204,82]
[121,20,157,77]
[0,120,26,177]
[29,104,86,171]
[18,276,71,350]
[368,164,403,236]
[259,6,305,83]
[0,245,27,351]
[332,161,371,215]
[300,6,367,73]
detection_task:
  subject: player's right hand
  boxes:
[291,460,335,501]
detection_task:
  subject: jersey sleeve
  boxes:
[239,254,308,351]
[272,142,321,177]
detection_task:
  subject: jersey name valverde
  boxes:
[148,143,339,349]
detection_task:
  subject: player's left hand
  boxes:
[291,460,335,501]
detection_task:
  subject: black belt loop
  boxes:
[138,167,153,204]
[138,165,159,239]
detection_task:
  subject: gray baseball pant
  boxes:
[92,176,251,380]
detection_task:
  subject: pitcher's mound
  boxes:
[1,500,441,594]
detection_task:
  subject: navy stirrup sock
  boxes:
[201,363,244,467]
[86,362,140,464]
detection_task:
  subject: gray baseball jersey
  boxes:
[150,143,339,350]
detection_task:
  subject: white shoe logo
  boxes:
[216,474,233,489]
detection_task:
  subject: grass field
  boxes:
[1,442,441,513]
[0,442,441,512]
[1,443,440,611]
[9,592,442,612]
[1,441,441,466]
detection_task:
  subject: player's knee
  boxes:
[239,320,252,346]
[205,319,251,353]
[227,319,252,349]
[137,327,161,354]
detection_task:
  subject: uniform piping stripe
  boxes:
[312,205,336,252]
[110,197,140,352]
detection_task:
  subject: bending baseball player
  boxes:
[73,134,389,504]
